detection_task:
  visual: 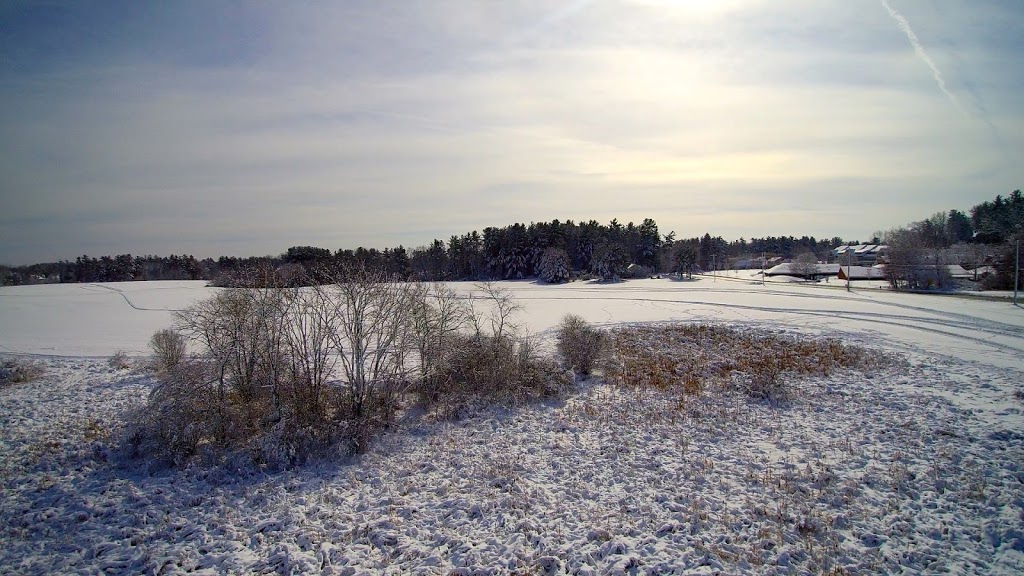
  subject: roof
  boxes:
[765,263,841,277]
[946,265,972,279]
[837,266,886,280]
[833,244,888,256]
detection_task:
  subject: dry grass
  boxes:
[604,324,888,402]
[107,350,131,370]
[0,357,45,386]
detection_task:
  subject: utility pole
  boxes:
[761,252,765,286]
[1015,237,1020,306]
[712,254,716,282]
[846,247,852,293]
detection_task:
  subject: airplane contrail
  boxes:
[879,0,964,114]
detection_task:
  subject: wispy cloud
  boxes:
[879,0,963,114]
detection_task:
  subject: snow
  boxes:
[0,281,211,357]
[2,277,1024,574]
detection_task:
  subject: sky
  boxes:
[1,0,1022,265]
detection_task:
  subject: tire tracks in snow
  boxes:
[83,284,183,312]
[503,293,1024,356]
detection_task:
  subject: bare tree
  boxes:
[318,266,417,444]
[468,282,521,340]
[883,228,922,290]
[283,286,340,419]
[791,252,819,280]
[950,242,989,281]
[410,282,470,399]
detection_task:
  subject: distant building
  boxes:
[832,244,888,265]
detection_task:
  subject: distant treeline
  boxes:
[0,218,849,287]
[2,190,1020,287]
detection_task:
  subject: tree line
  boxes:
[0,217,851,287]
[882,190,1023,290]
[3,190,1019,288]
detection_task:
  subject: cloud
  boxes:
[1,1,1022,264]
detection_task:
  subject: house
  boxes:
[625,263,655,278]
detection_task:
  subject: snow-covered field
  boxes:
[2,276,1024,574]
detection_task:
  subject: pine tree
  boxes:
[591,243,628,281]
[538,248,572,283]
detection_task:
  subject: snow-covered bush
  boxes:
[538,247,572,284]
[149,328,186,372]
[624,264,654,279]
[0,357,44,385]
[556,314,607,376]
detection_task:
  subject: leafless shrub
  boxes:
[280,285,339,428]
[0,358,45,385]
[414,284,571,418]
[556,314,608,376]
[421,332,570,418]
[313,266,420,451]
[515,338,573,400]
[468,282,521,340]
[173,288,280,402]
[124,263,430,466]
[120,360,215,467]
[411,282,471,404]
[149,328,186,372]
[125,273,571,466]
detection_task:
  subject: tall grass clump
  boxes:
[605,324,888,403]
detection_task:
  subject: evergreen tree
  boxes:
[591,243,628,281]
[538,247,572,283]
